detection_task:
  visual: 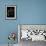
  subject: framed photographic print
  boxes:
[5,5,16,20]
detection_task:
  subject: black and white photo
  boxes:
[5,5,16,20]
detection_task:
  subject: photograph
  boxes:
[5,5,16,20]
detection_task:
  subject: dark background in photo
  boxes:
[7,7,15,17]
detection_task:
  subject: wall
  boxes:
[19,0,46,24]
[0,0,46,44]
